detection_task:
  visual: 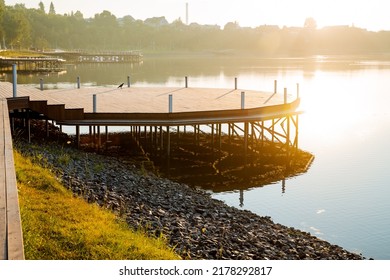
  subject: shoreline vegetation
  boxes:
[15,149,179,260]
[13,122,364,260]
[2,2,390,56]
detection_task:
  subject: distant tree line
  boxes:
[1,1,390,56]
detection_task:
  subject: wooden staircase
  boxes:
[7,96,84,122]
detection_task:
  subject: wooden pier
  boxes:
[0,56,65,72]
[44,50,143,63]
[1,78,300,160]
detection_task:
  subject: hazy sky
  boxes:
[5,0,390,31]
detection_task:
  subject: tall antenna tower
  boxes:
[186,2,189,25]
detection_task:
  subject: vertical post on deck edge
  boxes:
[93,94,97,113]
[169,94,173,113]
[241,91,245,109]
[284,88,287,104]
[274,80,277,94]
[12,64,17,97]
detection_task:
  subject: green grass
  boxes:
[14,151,179,260]
[0,50,44,58]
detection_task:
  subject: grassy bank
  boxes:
[0,50,43,58]
[14,150,179,260]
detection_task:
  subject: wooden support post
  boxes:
[287,115,290,147]
[218,123,222,156]
[76,125,80,149]
[12,64,17,97]
[166,126,171,158]
[154,126,158,148]
[97,126,101,151]
[160,126,164,151]
[127,75,131,87]
[77,76,81,89]
[193,125,196,142]
[251,122,254,152]
[197,125,200,143]
[211,124,215,155]
[244,122,248,165]
[261,121,264,147]
[185,76,188,88]
[105,126,109,149]
[228,123,231,145]
[93,126,96,148]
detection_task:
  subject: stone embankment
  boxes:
[16,142,364,260]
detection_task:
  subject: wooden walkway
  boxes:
[43,50,142,63]
[0,98,24,260]
[0,82,296,123]
[0,57,65,72]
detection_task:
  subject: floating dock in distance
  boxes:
[0,56,65,72]
[43,50,143,63]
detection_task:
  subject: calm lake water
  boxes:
[4,55,390,259]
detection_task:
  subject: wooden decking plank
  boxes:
[2,99,24,260]
[0,100,8,260]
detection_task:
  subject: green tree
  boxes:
[90,11,118,49]
[3,4,32,49]
[49,2,55,15]
[0,0,5,48]
[38,1,45,13]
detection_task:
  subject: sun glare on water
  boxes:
[298,70,371,147]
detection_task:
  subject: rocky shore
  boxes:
[15,140,364,260]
